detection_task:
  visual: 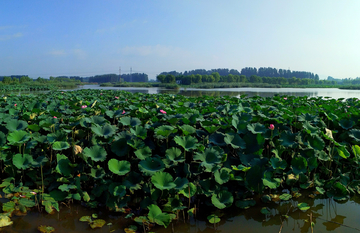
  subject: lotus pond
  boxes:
[1,89,360,232]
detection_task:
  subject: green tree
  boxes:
[20,76,31,83]
[2,76,11,84]
[211,72,220,82]
[194,74,202,83]
[157,74,166,83]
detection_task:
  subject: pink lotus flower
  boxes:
[61,92,64,94]
[53,116,57,119]
[347,106,350,108]
[115,96,119,99]
[100,93,103,95]
[269,124,275,130]
[30,191,37,195]
[122,110,125,114]
[81,105,87,109]
[160,109,166,114]
[14,104,17,107]
[284,97,287,100]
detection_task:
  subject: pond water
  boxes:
[2,192,360,232]
[75,85,360,99]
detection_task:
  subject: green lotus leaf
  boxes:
[7,130,31,145]
[112,185,126,197]
[179,124,196,136]
[261,195,272,203]
[79,216,92,222]
[339,119,354,130]
[178,182,196,198]
[134,146,152,160]
[13,153,33,170]
[120,117,141,127]
[56,154,73,177]
[83,145,107,162]
[90,219,106,229]
[298,113,318,122]
[52,141,70,151]
[111,138,130,157]
[151,171,176,190]
[279,193,292,201]
[166,197,185,211]
[2,201,15,213]
[291,156,308,175]
[211,190,233,209]
[316,186,325,194]
[207,214,221,224]
[91,124,116,138]
[91,116,107,125]
[174,177,189,190]
[297,202,310,212]
[202,125,220,134]
[123,172,143,191]
[209,132,226,146]
[130,125,147,140]
[194,147,222,172]
[58,184,77,192]
[47,131,67,143]
[6,119,28,132]
[327,182,349,201]
[90,166,105,179]
[105,110,114,118]
[49,190,68,201]
[235,199,256,209]
[349,129,360,142]
[127,138,145,149]
[108,159,131,176]
[154,125,177,139]
[263,171,281,189]
[307,135,325,151]
[279,131,297,148]
[0,132,6,147]
[308,156,318,171]
[270,157,287,170]
[174,135,198,151]
[303,121,318,135]
[247,123,267,134]
[0,215,13,228]
[246,165,265,193]
[138,157,165,176]
[224,132,246,149]
[259,207,271,216]
[214,168,232,185]
[336,146,350,159]
[165,147,184,163]
[147,204,174,228]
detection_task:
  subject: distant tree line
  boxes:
[160,67,319,80]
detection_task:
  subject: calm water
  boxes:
[74,85,360,99]
[2,193,360,232]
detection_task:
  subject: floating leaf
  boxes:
[297,202,310,212]
[207,214,221,224]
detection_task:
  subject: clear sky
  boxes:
[1,0,360,80]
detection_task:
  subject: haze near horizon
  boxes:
[1,0,359,80]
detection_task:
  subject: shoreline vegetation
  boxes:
[100,81,346,89]
[2,66,359,92]
[1,89,360,231]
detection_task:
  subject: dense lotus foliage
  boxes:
[1,89,360,228]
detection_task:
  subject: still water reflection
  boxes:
[3,192,360,232]
[76,85,360,99]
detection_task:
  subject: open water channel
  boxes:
[2,86,360,232]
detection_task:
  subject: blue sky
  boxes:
[1,0,360,80]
